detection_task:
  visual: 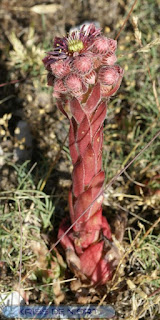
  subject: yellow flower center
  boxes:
[68,39,84,52]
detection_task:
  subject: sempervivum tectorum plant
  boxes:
[43,24,124,285]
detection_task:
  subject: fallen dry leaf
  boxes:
[30,4,62,14]
[31,240,48,269]
[53,282,65,305]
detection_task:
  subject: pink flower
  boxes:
[43,24,122,100]
[43,24,101,63]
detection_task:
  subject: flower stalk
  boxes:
[43,24,124,285]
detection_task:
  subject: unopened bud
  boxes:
[65,74,83,95]
[92,37,109,54]
[51,60,70,78]
[85,70,96,84]
[98,66,119,85]
[73,56,92,74]
[53,79,67,96]
[108,39,117,52]
[102,52,117,65]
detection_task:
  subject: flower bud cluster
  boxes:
[43,24,123,100]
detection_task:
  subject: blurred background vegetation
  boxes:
[0,0,160,319]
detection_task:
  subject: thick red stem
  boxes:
[58,88,117,284]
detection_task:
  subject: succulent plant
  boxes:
[43,24,124,285]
